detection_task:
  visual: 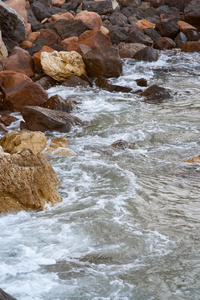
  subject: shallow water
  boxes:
[1,51,200,299]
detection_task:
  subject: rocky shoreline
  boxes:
[0,0,200,212]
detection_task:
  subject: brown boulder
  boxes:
[126,27,153,46]
[0,70,32,89]
[51,12,74,22]
[27,31,40,43]
[53,19,90,40]
[75,11,102,30]
[21,106,83,132]
[177,21,197,33]
[0,113,18,126]
[78,30,112,50]
[155,19,180,39]
[154,37,176,49]
[136,19,155,30]
[52,0,65,7]
[83,46,122,78]
[133,46,159,61]
[0,148,61,213]
[184,0,200,29]
[44,94,73,113]
[61,36,79,47]
[141,84,172,103]
[181,40,200,52]
[66,42,92,56]
[33,46,54,70]
[118,42,147,58]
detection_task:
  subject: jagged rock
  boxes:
[45,137,77,156]
[0,130,47,155]
[75,11,102,31]
[118,42,147,58]
[0,0,27,43]
[133,46,159,61]
[155,19,180,39]
[53,19,90,39]
[141,84,172,103]
[0,289,16,300]
[184,0,200,29]
[44,94,73,113]
[154,37,176,50]
[82,0,113,15]
[174,32,187,48]
[78,30,112,50]
[0,113,18,126]
[95,75,132,93]
[126,27,153,46]
[181,40,200,52]
[0,148,61,213]
[21,106,83,132]
[143,27,162,42]
[31,2,52,22]
[0,30,8,59]
[61,0,82,11]
[40,50,86,82]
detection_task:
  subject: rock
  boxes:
[26,6,42,32]
[126,27,153,46]
[62,75,93,88]
[61,0,82,11]
[21,106,83,132]
[155,19,180,39]
[0,289,16,300]
[143,27,162,42]
[184,155,200,163]
[0,48,35,77]
[0,123,8,134]
[52,0,65,7]
[0,130,47,155]
[61,36,79,47]
[0,70,32,89]
[33,45,54,70]
[119,0,141,8]
[40,50,86,82]
[1,76,48,112]
[141,84,172,102]
[118,42,146,58]
[181,40,200,52]
[108,25,127,45]
[44,94,73,113]
[51,12,74,22]
[0,0,27,43]
[95,75,132,93]
[136,19,155,30]
[177,21,197,33]
[154,37,176,49]
[111,139,135,149]
[121,6,144,18]
[136,78,147,87]
[83,46,122,78]
[53,19,90,40]
[19,40,33,48]
[45,137,77,156]
[0,113,18,126]
[66,42,92,56]
[0,148,61,213]
[0,30,8,59]
[75,11,102,31]
[78,30,112,50]
[31,2,52,22]
[109,12,128,27]
[149,0,165,9]
[174,32,187,48]
[82,0,113,15]
[184,0,200,29]
[6,0,28,23]
[133,46,159,61]
[184,30,200,42]
[165,0,191,11]
[35,28,62,47]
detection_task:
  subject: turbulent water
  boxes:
[1,51,200,300]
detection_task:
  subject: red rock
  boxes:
[33,46,54,70]
[0,48,35,77]
[75,11,102,30]
[0,70,32,89]
[19,40,33,48]
[61,36,79,47]
[37,29,62,46]
[154,37,176,50]
[51,12,74,21]
[177,21,197,33]
[52,0,65,7]
[28,32,40,43]
[6,0,27,22]
[181,40,200,52]
[78,30,112,50]
[0,113,18,126]
[136,19,155,30]
[66,42,92,56]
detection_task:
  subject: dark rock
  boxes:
[36,29,62,46]
[108,25,127,45]
[111,139,135,149]
[62,75,93,88]
[21,106,83,132]
[121,6,145,19]
[44,95,73,113]
[83,46,122,78]
[143,27,162,42]
[0,113,18,126]
[0,1,27,43]
[144,7,159,18]
[31,2,52,22]
[82,0,113,15]
[26,7,42,31]
[149,0,165,9]
[33,75,58,89]
[61,0,82,11]
[156,5,181,20]
[136,78,147,87]
[165,0,191,11]
[174,32,187,48]
[184,0,200,29]
[0,122,8,133]
[0,289,16,300]
[133,46,159,61]
[2,38,18,54]
[126,26,153,46]
[95,76,132,93]
[141,84,172,102]
[155,19,180,39]
[118,42,146,58]
[184,30,200,41]
[109,12,128,27]
[119,0,142,8]
[53,19,90,39]
[181,40,200,52]
[154,37,176,49]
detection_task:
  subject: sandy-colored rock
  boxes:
[75,11,102,30]
[0,31,8,59]
[0,148,61,213]
[27,31,40,43]
[51,12,74,22]
[33,46,54,70]
[100,26,109,35]
[136,19,155,30]
[184,155,200,163]
[45,137,77,156]
[40,50,86,82]
[0,130,47,155]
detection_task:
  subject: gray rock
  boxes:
[0,0,27,43]
[0,288,16,300]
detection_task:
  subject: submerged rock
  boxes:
[45,137,77,156]
[184,155,200,163]
[141,84,172,103]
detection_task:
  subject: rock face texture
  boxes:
[0,288,16,300]
[0,0,27,43]
[40,50,86,81]
[0,148,62,213]
[0,30,8,59]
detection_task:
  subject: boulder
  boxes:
[155,19,180,39]
[174,32,187,48]
[75,11,102,31]
[83,46,122,78]
[35,28,62,46]
[126,27,153,46]
[78,30,112,50]
[95,75,132,93]
[181,40,200,52]
[184,0,200,29]
[61,0,82,11]
[136,19,155,30]
[44,94,73,113]
[183,30,199,41]
[118,42,147,58]
[154,37,176,49]
[40,50,86,82]
[0,30,8,59]
[0,0,27,43]
[165,0,191,11]
[66,42,92,56]
[149,0,165,9]
[45,137,77,156]
[31,2,52,22]
[5,0,27,23]
[177,21,197,33]
[0,148,61,213]
[0,130,47,155]
[109,12,128,27]
[141,84,172,103]
[52,0,65,7]
[21,106,83,132]
[119,0,141,8]
[33,45,54,70]
[53,19,90,40]
[51,12,74,22]
[0,289,16,300]
[82,0,113,15]
[0,113,18,126]
[133,46,159,61]
[0,70,32,89]
[143,27,162,42]
[136,78,147,87]
[108,25,127,45]
[0,48,35,77]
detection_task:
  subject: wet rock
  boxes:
[154,37,176,49]
[62,74,93,87]
[31,2,52,22]
[75,11,102,31]
[0,130,47,155]
[126,27,153,46]
[0,30,8,59]
[95,75,132,93]
[141,84,172,102]
[40,50,86,82]
[181,40,200,52]
[21,106,83,132]
[45,137,77,156]
[82,0,113,15]
[111,139,135,149]
[53,19,90,40]
[83,46,122,78]
[136,78,147,87]
[0,288,16,300]
[0,113,18,126]
[174,32,187,48]
[0,148,61,213]
[0,0,27,43]
[133,46,159,61]
[184,0,200,29]
[91,139,135,156]
[155,19,180,39]
[118,42,147,58]
[78,30,112,50]
[44,94,73,113]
